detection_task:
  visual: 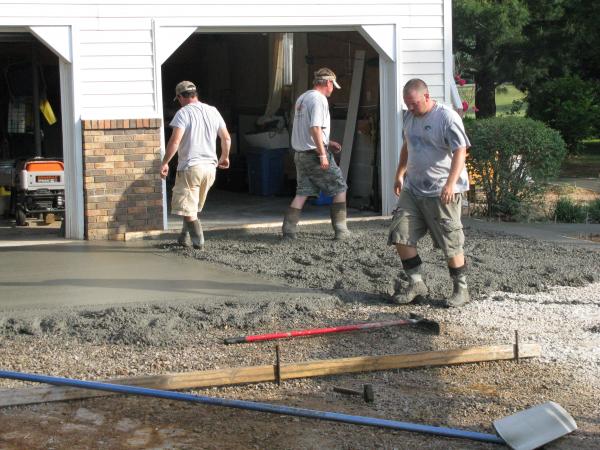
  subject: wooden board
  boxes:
[339,50,366,180]
[0,343,539,408]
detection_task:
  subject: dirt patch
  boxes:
[1,221,599,449]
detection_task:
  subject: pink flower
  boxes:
[458,78,466,86]
[473,106,479,112]
[454,74,461,81]
[462,100,469,111]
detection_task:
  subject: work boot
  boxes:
[391,265,428,305]
[188,220,204,250]
[282,207,302,240]
[177,223,192,248]
[330,202,351,240]
[445,266,471,307]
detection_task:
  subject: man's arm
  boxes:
[440,146,467,204]
[309,126,329,170]
[217,126,232,169]
[160,127,184,179]
[394,140,408,196]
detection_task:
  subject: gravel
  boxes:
[1,220,599,449]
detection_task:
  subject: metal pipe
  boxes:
[0,370,505,445]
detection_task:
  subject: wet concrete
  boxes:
[0,241,316,312]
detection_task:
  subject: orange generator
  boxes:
[11,157,65,226]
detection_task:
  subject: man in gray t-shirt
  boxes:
[387,78,471,307]
[282,68,350,241]
[160,81,231,250]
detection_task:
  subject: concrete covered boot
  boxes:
[188,219,204,250]
[445,265,471,307]
[392,255,428,304]
[177,223,192,247]
[282,207,302,239]
[330,202,351,240]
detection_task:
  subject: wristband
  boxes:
[319,155,327,159]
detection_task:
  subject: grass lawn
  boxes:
[495,84,526,116]
[560,140,600,177]
[458,83,527,118]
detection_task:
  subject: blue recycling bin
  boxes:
[311,191,334,206]
[246,147,288,196]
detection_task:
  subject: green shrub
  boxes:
[588,199,600,223]
[526,76,600,152]
[465,116,567,218]
[554,198,588,223]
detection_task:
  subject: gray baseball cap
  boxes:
[174,81,196,100]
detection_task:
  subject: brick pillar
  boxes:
[81,119,163,240]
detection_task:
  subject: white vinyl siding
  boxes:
[0,0,449,115]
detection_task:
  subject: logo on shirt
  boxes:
[424,125,432,131]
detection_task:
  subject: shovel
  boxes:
[0,370,576,449]
[493,401,577,450]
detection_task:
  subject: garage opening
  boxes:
[0,32,64,241]
[161,31,381,230]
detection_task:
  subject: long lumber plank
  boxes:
[0,343,539,408]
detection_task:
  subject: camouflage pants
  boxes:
[294,150,347,197]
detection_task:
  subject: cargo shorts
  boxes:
[171,164,216,217]
[294,150,348,197]
[388,189,465,258]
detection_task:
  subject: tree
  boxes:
[515,0,600,92]
[453,0,529,118]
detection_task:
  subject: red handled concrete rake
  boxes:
[224,314,440,344]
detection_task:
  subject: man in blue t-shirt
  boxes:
[388,78,471,307]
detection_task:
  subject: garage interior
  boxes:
[0,32,64,240]
[161,31,382,231]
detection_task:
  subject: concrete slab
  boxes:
[0,241,313,311]
[168,189,377,231]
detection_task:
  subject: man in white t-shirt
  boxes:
[160,81,231,250]
[388,78,471,307]
[282,68,350,240]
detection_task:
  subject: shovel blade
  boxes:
[493,401,577,450]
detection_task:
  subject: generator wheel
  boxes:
[15,207,28,226]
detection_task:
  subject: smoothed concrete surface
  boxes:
[0,241,311,311]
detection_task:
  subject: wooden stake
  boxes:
[0,343,540,408]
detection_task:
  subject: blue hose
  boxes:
[0,370,505,445]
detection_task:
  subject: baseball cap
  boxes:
[314,68,341,89]
[173,81,197,101]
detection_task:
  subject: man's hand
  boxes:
[319,154,330,170]
[329,140,342,154]
[394,177,403,196]
[160,162,169,180]
[217,156,230,169]
[440,183,455,204]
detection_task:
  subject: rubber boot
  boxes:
[188,220,204,250]
[330,202,351,240]
[392,265,428,305]
[177,223,192,248]
[282,207,302,240]
[445,266,471,307]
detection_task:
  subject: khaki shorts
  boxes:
[388,189,465,258]
[294,150,347,197]
[171,164,216,217]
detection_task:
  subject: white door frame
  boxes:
[155,22,402,228]
[23,25,84,239]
